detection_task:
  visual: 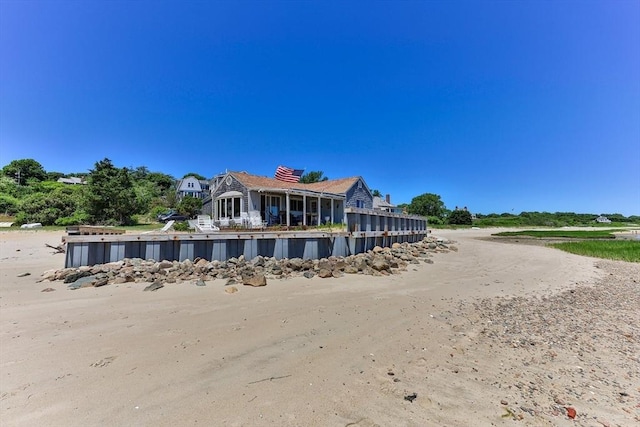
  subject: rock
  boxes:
[143,282,164,292]
[158,260,173,269]
[317,268,333,278]
[63,270,92,283]
[243,273,267,287]
[225,286,238,294]
[371,258,390,271]
[17,272,31,277]
[373,246,383,253]
[344,265,359,274]
[303,271,315,279]
[195,279,206,286]
[404,393,417,402]
[41,287,56,292]
[392,242,402,249]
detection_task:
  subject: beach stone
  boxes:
[318,268,333,278]
[344,265,359,274]
[225,286,238,294]
[195,279,206,286]
[371,258,390,271]
[303,271,315,279]
[63,270,92,283]
[243,273,267,287]
[41,287,56,292]
[143,282,164,291]
[392,242,402,249]
[373,246,383,253]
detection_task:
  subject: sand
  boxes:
[1,228,638,426]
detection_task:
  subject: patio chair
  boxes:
[218,217,230,228]
[248,211,265,229]
[142,220,175,234]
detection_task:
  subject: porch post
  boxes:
[286,192,290,227]
[317,196,321,226]
[303,194,307,226]
[331,198,334,224]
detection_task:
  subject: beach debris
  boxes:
[404,393,417,402]
[41,287,56,292]
[224,286,238,294]
[17,272,31,277]
[248,374,291,385]
[45,243,65,254]
[143,282,164,292]
[565,407,577,419]
[90,356,116,368]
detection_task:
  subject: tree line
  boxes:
[1,158,637,227]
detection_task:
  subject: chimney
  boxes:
[385,194,391,204]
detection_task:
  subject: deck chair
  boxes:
[218,217,230,228]
[248,211,265,229]
[142,220,175,234]
[195,215,219,232]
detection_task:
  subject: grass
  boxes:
[493,230,619,239]
[550,240,640,262]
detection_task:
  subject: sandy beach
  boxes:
[1,228,638,426]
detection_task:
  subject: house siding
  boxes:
[345,178,373,209]
[209,175,249,218]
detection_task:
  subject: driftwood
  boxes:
[45,243,65,254]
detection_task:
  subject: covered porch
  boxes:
[212,188,345,228]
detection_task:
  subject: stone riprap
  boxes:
[40,237,457,290]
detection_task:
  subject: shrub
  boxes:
[448,209,473,225]
[173,221,190,231]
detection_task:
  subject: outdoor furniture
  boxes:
[247,211,265,229]
[142,220,175,234]
[218,217,230,228]
[195,215,219,232]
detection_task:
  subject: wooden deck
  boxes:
[66,226,125,236]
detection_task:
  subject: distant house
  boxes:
[204,171,373,226]
[57,177,86,185]
[595,215,611,223]
[176,176,210,201]
[373,194,402,214]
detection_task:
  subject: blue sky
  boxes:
[1,0,638,215]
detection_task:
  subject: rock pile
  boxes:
[40,237,456,290]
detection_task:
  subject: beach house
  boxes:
[203,171,373,227]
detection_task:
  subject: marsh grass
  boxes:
[550,240,640,262]
[493,230,618,239]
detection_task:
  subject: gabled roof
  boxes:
[228,171,362,196]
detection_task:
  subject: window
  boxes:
[217,196,242,219]
[290,199,303,211]
[356,200,365,208]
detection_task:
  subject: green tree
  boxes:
[183,172,207,180]
[371,189,382,197]
[299,171,328,183]
[1,159,46,184]
[407,193,446,220]
[178,196,202,218]
[84,158,137,225]
[16,185,83,225]
[448,209,473,225]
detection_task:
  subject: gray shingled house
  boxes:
[203,171,373,227]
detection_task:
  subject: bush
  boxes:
[448,209,473,225]
[173,221,190,231]
[427,216,444,225]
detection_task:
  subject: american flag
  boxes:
[274,166,304,183]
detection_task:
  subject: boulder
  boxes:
[243,273,267,287]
